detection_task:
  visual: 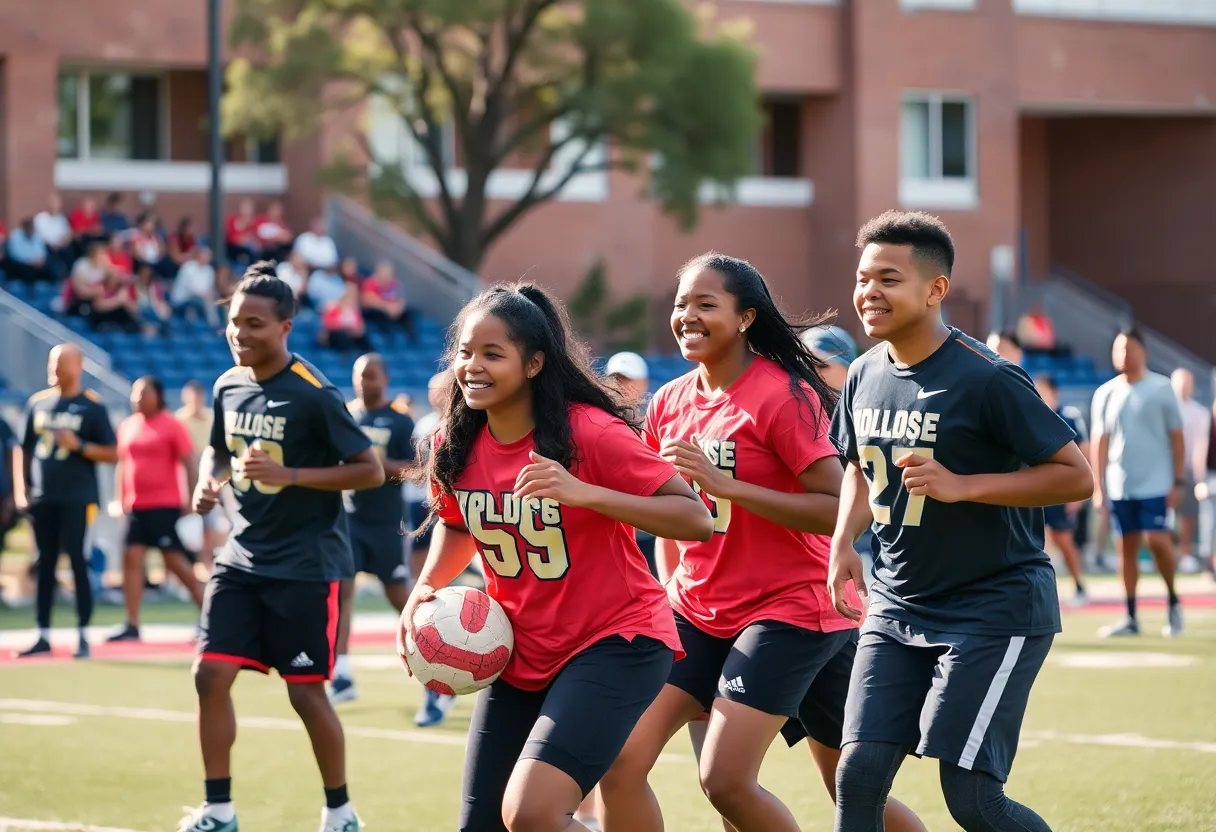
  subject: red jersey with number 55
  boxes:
[432,404,684,690]
[645,356,858,637]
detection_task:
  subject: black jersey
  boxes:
[211,356,373,582]
[20,388,116,506]
[342,399,415,525]
[831,329,1078,637]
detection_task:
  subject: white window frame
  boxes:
[1014,0,1216,27]
[899,92,978,211]
[901,0,976,11]
[59,67,172,162]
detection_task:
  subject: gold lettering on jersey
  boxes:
[32,410,85,460]
[454,489,569,581]
[362,426,391,459]
[695,438,735,534]
[224,410,287,441]
[854,409,940,445]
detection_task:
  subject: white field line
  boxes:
[0,699,695,763]
[0,818,144,832]
[1023,729,1216,754]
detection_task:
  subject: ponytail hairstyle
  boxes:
[226,260,297,321]
[678,252,839,424]
[421,282,639,503]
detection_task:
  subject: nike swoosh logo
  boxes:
[917,389,946,399]
[267,400,290,408]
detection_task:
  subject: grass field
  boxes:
[1,522,1215,832]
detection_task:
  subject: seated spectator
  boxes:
[360,261,416,342]
[0,220,7,256]
[338,256,362,285]
[986,330,1023,365]
[225,199,259,265]
[61,241,111,316]
[306,266,345,310]
[214,263,237,303]
[69,196,104,248]
[105,234,134,279]
[275,252,309,300]
[100,192,130,237]
[34,194,73,278]
[130,214,168,277]
[171,247,219,327]
[293,217,338,272]
[255,201,293,262]
[1017,305,1065,355]
[3,218,52,283]
[132,264,172,335]
[319,282,370,352]
[167,217,198,269]
[90,271,140,333]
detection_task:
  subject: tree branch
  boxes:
[351,130,445,244]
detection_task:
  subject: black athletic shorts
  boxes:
[460,634,673,832]
[778,629,858,749]
[667,610,855,719]
[409,499,434,550]
[198,563,340,683]
[350,520,409,585]
[843,614,1054,782]
[125,507,184,551]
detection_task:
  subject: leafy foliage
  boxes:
[568,257,649,353]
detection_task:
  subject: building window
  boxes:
[757,97,802,178]
[900,94,976,209]
[57,70,165,161]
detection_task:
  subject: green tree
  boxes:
[223,0,763,272]
[568,257,650,353]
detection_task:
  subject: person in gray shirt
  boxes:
[1090,327,1185,638]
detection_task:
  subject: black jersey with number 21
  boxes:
[211,356,372,582]
[830,329,1078,638]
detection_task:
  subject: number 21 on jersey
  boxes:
[858,445,935,527]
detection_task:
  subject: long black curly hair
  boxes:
[420,282,640,506]
[678,252,840,425]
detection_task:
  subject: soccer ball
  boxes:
[397,586,514,696]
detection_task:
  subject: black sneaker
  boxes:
[74,639,91,660]
[106,623,141,643]
[16,637,52,658]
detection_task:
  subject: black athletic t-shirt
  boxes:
[831,328,1077,637]
[342,399,414,525]
[211,356,372,582]
[20,388,116,506]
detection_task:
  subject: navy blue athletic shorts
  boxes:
[1110,496,1169,535]
[350,520,409,585]
[460,634,673,831]
[1042,504,1075,532]
[778,629,858,749]
[843,614,1053,782]
[668,611,855,719]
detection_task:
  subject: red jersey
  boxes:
[645,356,857,637]
[433,404,683,690]
[117,411,193,511]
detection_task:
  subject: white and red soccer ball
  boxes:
[397,586,514,696]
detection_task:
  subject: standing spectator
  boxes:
[34,194,74,277]
[255,201,293,261]
[167,217,199,271]
[68,197,104,248]
[13,344,118,659]
[1170,369,1209,574]
[1091,327,1186,638]
[605,350,655,579]
[293,216,339,272]
[800,325,858,392]
[4,218,52,282]
[274,251,309,301]
[171,247,220,326]
[176,380,223,570]
[100,192,130,237]
[319,282,371,352]
[225,199,259,264]
[360,261,416,341]
[108,376,204,642]
[1035,373,1091,606]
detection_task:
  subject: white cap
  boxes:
[605,351,649,381]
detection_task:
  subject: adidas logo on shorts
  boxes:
[722,676,746,695]
[290,652,314,668]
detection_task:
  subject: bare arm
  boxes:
[113,461,124,509]
[832,462,873,549]
[576,474,713,542]
[180,452,199,509]
[382,457,412,482]
[715,456,842,535]
[1092,434,1109,506]
[957,443,1094,507]
[80,441,118,465]
[198,446,232,485]
[654,537,681,583]
[1170,428,1186,483]
[290,448,385,491]
[414,522,478,592]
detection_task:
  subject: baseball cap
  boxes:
[605,351,649,381]
[802,326,858,368]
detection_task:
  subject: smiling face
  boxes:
[671,266,755,364]
[853,243,948,341]
[226,291,291,369]
[453,311,542,414]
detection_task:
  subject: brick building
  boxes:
[2,0,1215,351]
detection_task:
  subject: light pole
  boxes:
[208,0,225,268]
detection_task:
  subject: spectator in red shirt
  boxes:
[89,270,140,334]
[107,375,204,642]
[225,199,259,265]
[69,197,104,248]
[255,200,293,262]
[167,217,199,271]
[320,281,371,352]
[105,234,134,279]
[360,261,416,342]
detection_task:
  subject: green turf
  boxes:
[0,607,1213,831]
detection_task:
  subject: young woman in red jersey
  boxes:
[597,254,924,832]
[401,283,713,832]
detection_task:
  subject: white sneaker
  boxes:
[178,805,238,832]
[1163,602,1184,638]
[1178,555,1202,575]
[1063,589,1089,608]
[1098,617,1140,638]
[319,806,363,832]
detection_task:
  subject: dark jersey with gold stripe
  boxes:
[211,355,372,581]
[20,388,115,506]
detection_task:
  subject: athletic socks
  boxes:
[203,778,235,822]
[38,627,50,641]
[1126,596,1137,620]
[1167,588,1180,607]
[333,654,352,680]
[1074,579,1085,595]
[325,784,350,810]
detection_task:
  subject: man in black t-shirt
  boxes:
[329,353,415,705]
[183,264,383,832]
[830,213,1093,832]
[14,343,117,659]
